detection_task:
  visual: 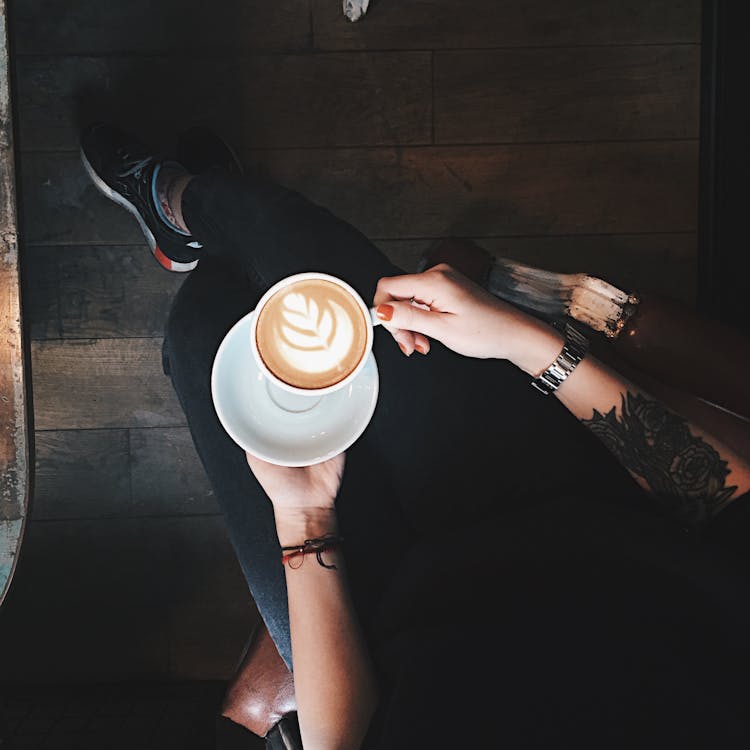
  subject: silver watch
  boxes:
[531,323,589,396]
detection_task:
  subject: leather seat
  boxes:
[220,621,301,749]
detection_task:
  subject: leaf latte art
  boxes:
[256,279,368,390]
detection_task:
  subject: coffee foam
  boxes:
[256,279,368,390]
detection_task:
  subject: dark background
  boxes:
[698,0,750,331]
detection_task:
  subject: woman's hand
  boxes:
[373,263,562,369]
[245,452,345,511]
[245,452,346,544]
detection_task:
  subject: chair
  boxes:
[219,621,301,749]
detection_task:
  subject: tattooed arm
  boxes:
[516,331,750,524]
[374,265,750,524]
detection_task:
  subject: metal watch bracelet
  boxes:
[531,323,589,396]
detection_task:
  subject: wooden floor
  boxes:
[1,0,701,684]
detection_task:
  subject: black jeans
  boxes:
[162,169,642,670]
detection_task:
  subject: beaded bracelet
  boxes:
[281,534,343,569]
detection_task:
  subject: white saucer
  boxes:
[211,310,379,467]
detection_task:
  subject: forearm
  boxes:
[513,328,750,523]
[276,508,378,750]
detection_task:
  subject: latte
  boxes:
[255,278,369,390]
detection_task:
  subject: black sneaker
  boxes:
[176,125,244,178]
[80,122,202,272]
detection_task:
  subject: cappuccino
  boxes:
[255,278,368,390]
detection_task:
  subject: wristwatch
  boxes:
[531,323,589,396]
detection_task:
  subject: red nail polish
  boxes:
[415,343,427,355]
[376,304,394,321]
[398,343,409,355]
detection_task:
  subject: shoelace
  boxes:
[116,148,154,179]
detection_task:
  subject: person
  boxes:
[80,122,750,749]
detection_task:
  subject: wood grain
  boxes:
[129,427,218,516]
[20,246,61,340]
[11,0,311,55]
[15,53,432,152]
[19,244,186,341]
[56,246,185,339]
[251,140,698,238]
[22,142,698,246]
[312,0,701,50]
[435,46,700,143]
[20,152,144,245]
[33,429,131,519]
[377,233,697,306]
[31,338,185,430]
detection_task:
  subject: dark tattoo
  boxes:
[582,391,738,524]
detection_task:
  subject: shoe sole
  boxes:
[80,146,198,273]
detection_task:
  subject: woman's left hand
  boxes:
[245,451,345,513]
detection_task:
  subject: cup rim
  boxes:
[249,271,374,396]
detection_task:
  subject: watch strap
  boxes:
[531,323,589,395]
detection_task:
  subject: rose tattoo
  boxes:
[582,392,738,524]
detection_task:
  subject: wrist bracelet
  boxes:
[531,323,589,396]
[281,534,343,569]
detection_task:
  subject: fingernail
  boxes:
[398,343,411,356]
[414,343,427,355]
[376,304,394,321]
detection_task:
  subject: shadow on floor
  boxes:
[0,680,265,749]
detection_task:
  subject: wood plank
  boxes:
[31,337,185,430]
[0,516,255,682]
[19,246,60,340]
[129,427,219,516]
[22,142,698,246]
[22,245,183,341]
[0,0,28,609]
[312,0,701,51]
[33,429,131,519]
[20,152,143,245]
[56,246,185,339]
[476,234,697,305]
[253,141,698,238]
[15,53,432,152]
[377,233,697,306]
[435,46,700,144]
[11,0,311,55]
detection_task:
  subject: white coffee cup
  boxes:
[250,271,380,412]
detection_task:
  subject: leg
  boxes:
[180,168,400,305]
[162,258,295,668]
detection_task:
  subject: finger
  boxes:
[378,318,430,356]
[373,268,451,308]
[413,332,430,355]
[395,329,419,356]
[374,300,445,341]
[383,325,416,356]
